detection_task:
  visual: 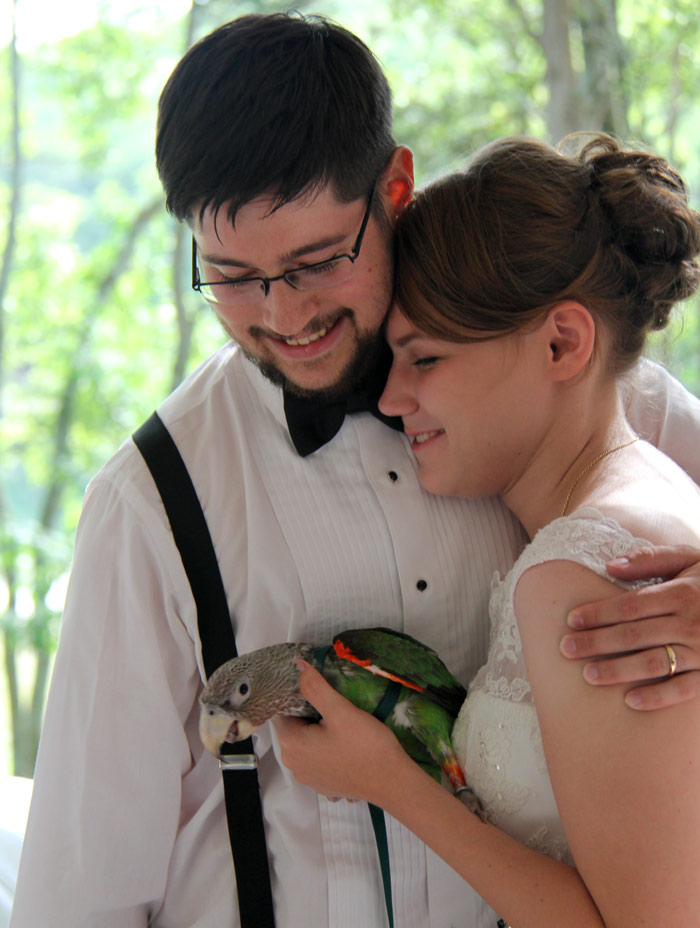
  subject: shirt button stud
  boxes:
[416,579,428,592]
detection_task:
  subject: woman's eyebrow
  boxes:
[390,332,421,349]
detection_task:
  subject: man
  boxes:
[11,13,700,927]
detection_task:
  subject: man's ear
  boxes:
[544,301,596,382]
[381,146,414,216]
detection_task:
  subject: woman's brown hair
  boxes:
[394,134,700,373]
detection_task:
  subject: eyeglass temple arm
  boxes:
[351,178,379,258]
[192,237,201,288]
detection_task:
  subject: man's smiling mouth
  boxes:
[279,326,328,346]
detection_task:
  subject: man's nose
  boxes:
[260,281,319,336]
[378,363,418,418]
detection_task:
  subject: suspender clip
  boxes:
[219,754,258,771]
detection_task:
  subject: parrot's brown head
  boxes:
[198,642,316,756]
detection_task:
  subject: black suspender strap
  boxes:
[133,411,275,928]
[370,680,401,928]
[133,413,235,671]
[312,648,396,928]
[367,804,393,928]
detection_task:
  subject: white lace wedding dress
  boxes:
[452,507,652,865]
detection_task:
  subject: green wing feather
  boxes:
[331,627,466,717]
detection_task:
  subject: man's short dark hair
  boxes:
[156,12,396,223]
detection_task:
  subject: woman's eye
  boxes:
[413,356,440,369]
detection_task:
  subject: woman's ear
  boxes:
[544,301,596,382]
[380,146,414,216]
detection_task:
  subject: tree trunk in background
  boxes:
[0,0,24,775]
[664,42,681,164]
[576,0,629,137]
[0,0,21,413]
[541,0,581,142]
[539,0,629,142]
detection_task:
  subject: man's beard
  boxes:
[241,327,386,402]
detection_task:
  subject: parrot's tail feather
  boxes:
[443,759,467,791]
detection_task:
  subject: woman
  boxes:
[276,134,700,926]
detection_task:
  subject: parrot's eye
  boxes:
[230,677,251,708]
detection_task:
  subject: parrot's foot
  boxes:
[455,784,486,821]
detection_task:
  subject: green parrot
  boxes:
[199,626,479,808]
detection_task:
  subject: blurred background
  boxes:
[1,0,699,777]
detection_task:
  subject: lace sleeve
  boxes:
[470,507,653,704]
[453,508,657,862]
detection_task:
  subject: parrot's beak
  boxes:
[199,708,237,756]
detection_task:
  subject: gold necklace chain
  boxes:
[560,437,639,517]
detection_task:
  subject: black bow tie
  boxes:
[283,345,403,457]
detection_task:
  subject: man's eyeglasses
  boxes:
[192,181,377,307]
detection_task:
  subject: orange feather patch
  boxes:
[444,760,467,790]
[333,639,424,692]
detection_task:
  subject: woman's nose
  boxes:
[378,363,418,418]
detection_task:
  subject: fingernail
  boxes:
[560,636,577,655]
[626,691,643,708]
[567,611,584,629]
[583,663,599,682]
[607,556,630,569]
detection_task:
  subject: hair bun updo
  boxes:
[577,133,700,335]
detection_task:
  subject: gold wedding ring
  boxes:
[664,644,678,678]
